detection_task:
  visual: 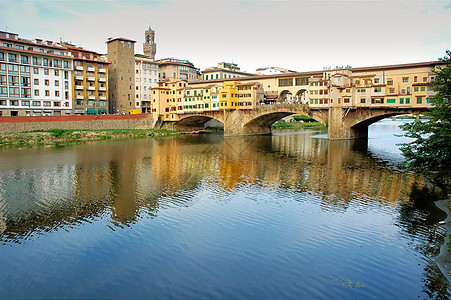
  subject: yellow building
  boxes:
[64,44,109,115]
[150,78,186,121]
[218,81,239,109]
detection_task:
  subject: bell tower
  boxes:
[143,24,156,60]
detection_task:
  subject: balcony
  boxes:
[87,77,95,81]
[75,66,83,71]
[99,87,107,92]
[98,77,106,83]
[76,95,84,100]
[87,86,96,91]
[75,75,84,81]
[99,96,107,100]
[75,85,84,90]
[9,58,17,63]
[88,95,95,100]
[87,67,95,72]
[21,60,29,65]
[33,61,42,66]
[98,68,106,73]
[0,57,5,62]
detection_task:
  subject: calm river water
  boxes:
[0,119,449,299]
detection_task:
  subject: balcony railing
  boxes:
[99,87,107,92]
[98,68,106,73]
[75,66,83,71]
[87,86,96,91]
[75,85,84,90]
[98,78,106,82]
[75,76,84,81]
[87,67,95,72]
[87,77,95,81]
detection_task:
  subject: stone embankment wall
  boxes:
[0,114,155,132]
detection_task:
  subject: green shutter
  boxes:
[387,98,396,104]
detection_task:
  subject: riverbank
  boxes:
[272,121,325,129]
[434,198,451,282]
[0,128,178,147]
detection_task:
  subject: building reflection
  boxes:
[0,131,417,241]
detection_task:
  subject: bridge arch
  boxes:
[173,115,224,131]
[278,90,294,104]
[242,110,324,135]
[334,107,426,139]
[295,89,308,104]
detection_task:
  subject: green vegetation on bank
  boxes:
[0,128,178,147]
[272,121,325,129]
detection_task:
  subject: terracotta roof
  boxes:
[0,36,68,50]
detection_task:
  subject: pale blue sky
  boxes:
[0,0,450,73]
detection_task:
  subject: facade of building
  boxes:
[0,31,73,116]
[63,44,109,115]
[134,55,158,113]
[202,62,254,81]
[157,58,199,82]
[311,62,439,109]
[150,78,187,120]
[106,37,136,114]
[143,25,157,60]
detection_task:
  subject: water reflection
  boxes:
[0,128,417,240]
[0,122,449,298]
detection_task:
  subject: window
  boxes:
[54,70,59,76]
[55,80,59,86]
[414,87,419,92]
[0,63,6,73]
[121,41,124,47]
[43,101,51,107]
[400,98,404,104]
[32,101,40,106]
[406,98,411,104]
[416,96,422,104]
[34,68,39,74]
[8,64,19,74]
[421,86,426,91]
[44,69,49,75]
[34,90,39,96]
[53,101,60,107]
[45,79,49,86]
[22,100,30,106]
[45,90,49,96]
[0,87,7,96]
[55,91,59,97]
[278,79,293,87]
[374,87,382,93]
[65,81,68,90]
[360,98,366,103]
[402,77,409,82]
[128,42,131,48]
[10,100,19,106]
[387,98,396,104]
[414,76,417,82]
[34,78,39,85]
[9,87,19,97]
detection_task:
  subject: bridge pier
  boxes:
[328,107,368,140]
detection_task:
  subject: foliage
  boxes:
[400,50,451,193]
[293,115,314,122]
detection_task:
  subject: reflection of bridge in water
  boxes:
[162,104,426,140]
[0,133,416,241]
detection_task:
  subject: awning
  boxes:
[75,109,85,114]
[87,109,97,115]
[98,109,107,113]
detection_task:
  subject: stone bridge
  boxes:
[160,104,427,139]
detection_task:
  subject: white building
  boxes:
[0,31,73,116]
[134,55,158,113]
[255,67,295,76]
[201,62,254,81]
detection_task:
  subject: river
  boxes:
[0,119,449,299]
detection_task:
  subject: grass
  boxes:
[0,128,178,148]
[272,121,325,129]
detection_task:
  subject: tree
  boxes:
[400,50,451,194]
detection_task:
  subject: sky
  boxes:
[0,0,450,73]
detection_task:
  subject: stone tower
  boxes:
[143,24,156,60]
[106,37,136,114]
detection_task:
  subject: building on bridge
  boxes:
[150,78,187,121]
[183,84,221,113]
